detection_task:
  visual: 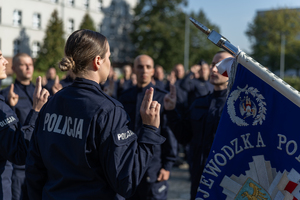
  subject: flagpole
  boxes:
[189,17,300,108]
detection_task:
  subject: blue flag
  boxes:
[196,61,300,200]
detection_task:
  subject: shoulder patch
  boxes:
[111,128,137,146]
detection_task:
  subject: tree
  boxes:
[131,0,186,71]
[189,10,220,66]
[79,13,96,31]
[35,10,65,71]
[246,8,300,71]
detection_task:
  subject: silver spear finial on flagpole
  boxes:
[189,17,239,57]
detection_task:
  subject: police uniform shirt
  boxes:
[44,79,55,94]
[60,75,74,88]
[0,94,38,200]
[118,83,177,182]
[165,89,227,200]
[180,72,214,106]
[0,79,35,125]
[25,78,165,200]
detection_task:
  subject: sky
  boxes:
[187,0,300,53]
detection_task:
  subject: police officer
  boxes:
[0,50,49,200]
[25,30,165,200]
[164,51,233,200]
[118,55,177,200]
[43,67,57,93]
[0,53,36,200]
[165,63,188,116]
[117,65,134,97]
[180,61,214,107]
[152,65,166,90]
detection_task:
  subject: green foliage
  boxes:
[246,8,300,71]
[189,10,220,67]
[79,13,96,31]
[130,0,220,71]
[284,77,300,91]
[131,0,186,71]
[35,10,65,72]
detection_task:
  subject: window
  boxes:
[33,13,41,29]
[98,0,102,11]
[111,1,115,12]
[68,19,74,33]
[68,0,75,6]
[83,0,89,9]
[51,0,58,3]
[13,10,22,26]
[110,24,114,33]
[32,41,40,58]
[13,40,20,55]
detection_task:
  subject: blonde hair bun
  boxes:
[59,56,75,71]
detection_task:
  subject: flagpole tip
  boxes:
[189,17,211,35]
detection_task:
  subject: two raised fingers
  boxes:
[141,87,154,110]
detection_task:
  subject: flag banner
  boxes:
[196,52,300,200]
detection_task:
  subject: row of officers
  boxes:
[0,29,233,200]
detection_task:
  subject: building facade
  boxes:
[0,0,138,74]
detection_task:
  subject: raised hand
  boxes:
[8,84,19,107]
[164,84,176,110]
[169,71,176,85]
[41,76,47,86]
[33,76,50,112]
[51,75,63,95]
[140,87,160,128]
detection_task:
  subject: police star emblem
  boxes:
[227,85,267,126]
[220,155,300,199]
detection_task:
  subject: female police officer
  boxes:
[25,29,165,200]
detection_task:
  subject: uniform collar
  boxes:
[15,79,33,89]
[0,94,5,102]
[137,82,154,93]
[73,77,102,91]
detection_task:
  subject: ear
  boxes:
[93,55,104,71]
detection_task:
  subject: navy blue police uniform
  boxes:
[0,79,35,200]
[117,79,133,98]
[153,79,165,91]
[165,79,188,116]
[60,75,74,88]
[25,78,165,200]
[1,79,35,125]
[44,79,55,94]
[165,89,227,200]
[0,94,38,200]
[118,83,177,200]
[180,72,214,106]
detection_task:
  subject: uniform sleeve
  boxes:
[0,104,38,165]
[21,109,39,141]
[179,72,195,92]
[25,113,47,200]
[160,113,177,171]
[98,106,165,198]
